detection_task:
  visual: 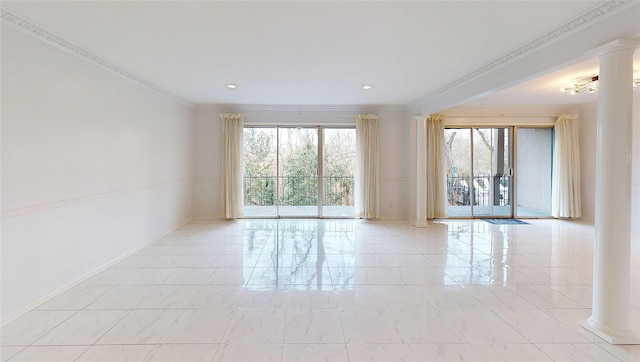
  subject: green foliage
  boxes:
[282,140,318,206]
[243,128,355,208]
[243,129,276,206]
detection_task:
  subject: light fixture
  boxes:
[362,85,373,90]
[226,84,237,89]
[560,75,640,94]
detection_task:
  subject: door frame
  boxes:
[242,125,356,219]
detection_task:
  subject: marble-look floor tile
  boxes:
[162,267,216,284]
[7,345,88,362]
[339,309,403,344]
[136,244,177,255]
[144,255,194,268]
[284,309,344,343]
[506,284,584,309]
[287,290,337,309]
[160,309,233,344]
[542,308,605,342]
[549,284,593,307]
[136,284,202,309]
[34,310,127,345]
[209,267,250,285]
[364,285,433,308]
[187,285,243,309]
[494,309,590,343]
[354,254,430,268]
[1,346,24,362]
[223,309,286,344]
[281,344,349,362]
[186,254,246,268]
[36,285,112,311]
[390,309,467,344]
[464,285,536,309]
[4,219,637,362]
[447,309,528,344]
[238,289,289,309]
[144,344,218,362]
[346,344,417,362]
[333,286,388,310]
[535,343,620,362]
[410,344,484,362]
[97,309,181,344]
[120,268,177,285]
[114,254,155,268]
[596,343,640,362]
[421,285,484,309]
[79,268,136,286]
[85,285,158,309]
[472,343,552,361]
[76,345,154,362]
[213,343,283,362]
[1,311,75,346]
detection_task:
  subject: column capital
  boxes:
[590,39,639,57]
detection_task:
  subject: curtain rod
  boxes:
[243,114,357,118]
[443,114,559,119]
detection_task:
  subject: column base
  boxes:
[413,220,430,228]
[581,317,640,345]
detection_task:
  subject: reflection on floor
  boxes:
[2,219,639,361]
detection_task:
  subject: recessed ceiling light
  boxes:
[362,85,373,90]
[227,84,237,89]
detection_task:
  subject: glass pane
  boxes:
[473,128,511,217]
[445,128,472,217]
[278,127,318,217]
[516,128,552,217]
[243,128,278,217]
[322,128,356,217]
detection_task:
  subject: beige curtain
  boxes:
[220,113,244,219]
[425,113,448,218]
[355,114,379,219]
[551,114,581,218]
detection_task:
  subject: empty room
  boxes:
[1,1,640,361]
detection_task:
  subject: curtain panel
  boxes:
[355,114,379,219]
[220,113,244,219]
[551,114,581,218]
[425,113,448,219]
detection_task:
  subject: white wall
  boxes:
[1,26,194,322]
[193,106,411,220]
[633,92,640,233]
[579,92,640,232]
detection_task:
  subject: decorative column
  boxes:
[583,39,639,344]
[415,116,429,227]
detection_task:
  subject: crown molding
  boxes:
[193,103,407,112]
[406,0,636,110]
[1,6,194,108]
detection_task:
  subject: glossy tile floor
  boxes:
[2,219,639,361]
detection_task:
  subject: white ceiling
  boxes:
[464,50,640,107]
[2,1,639,108]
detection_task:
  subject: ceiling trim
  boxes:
[406,0,634,110]
[1,6,194,108]
[193,103,406,112]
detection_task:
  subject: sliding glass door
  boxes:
[243,127,278,217]
[446,126,553,218]
[446,127,512,218]
[278,127,319,217]
[243,126,355,218]
[515,128,553,217]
